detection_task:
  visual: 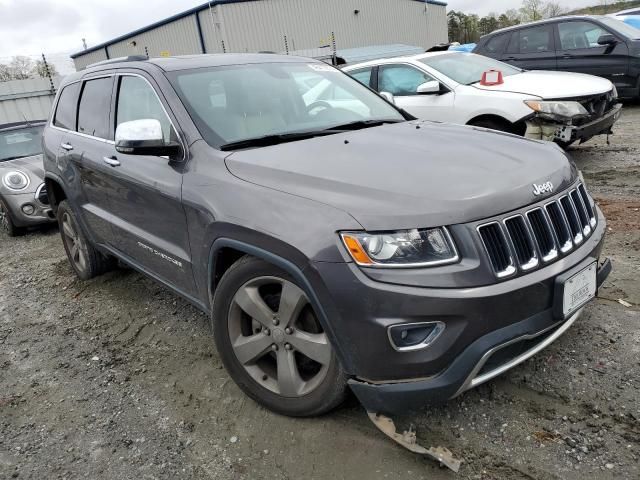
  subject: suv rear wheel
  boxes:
[212,256,348,417]
[57,200,114,280]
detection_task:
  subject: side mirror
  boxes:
[597,34,618,46]
[416,80,442,95]
[379,91,396,104]
[115,119,181,158]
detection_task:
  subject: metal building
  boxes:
[70,0,448,70]
[0,77,61,124]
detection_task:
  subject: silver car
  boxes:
[0,121,55,236]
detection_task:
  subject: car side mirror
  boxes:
[597,34,618,46]
[416,80,442,95]
[379,91,396,104]
[115,119,182,158]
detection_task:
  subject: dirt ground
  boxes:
[1,108,639,480]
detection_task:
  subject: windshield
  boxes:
[167,62,405,149]
[0,125,44,162]
[419,53,522,85]
[598,17,640,39]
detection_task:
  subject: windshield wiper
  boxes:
[220,130,340,151]
[0,155,37,162]
[324,119,403,131]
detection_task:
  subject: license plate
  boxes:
[563,263,597,317]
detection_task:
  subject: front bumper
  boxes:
[311,209,608,414]
[555,103,622,143]
[2,190,55,227]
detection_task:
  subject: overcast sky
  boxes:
[0,0,606,72]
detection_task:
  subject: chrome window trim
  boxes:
[49,72,186,161]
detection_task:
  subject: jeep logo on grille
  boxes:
[532,181,554,196]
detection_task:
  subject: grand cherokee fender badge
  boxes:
[532,181,554,196]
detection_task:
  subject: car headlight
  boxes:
[2,171,30,191]
[524,100,588,119]
[611,85,618,99]
[340,227,459,267]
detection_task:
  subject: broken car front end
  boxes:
[524,88,622,145]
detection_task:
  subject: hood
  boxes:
[473,70,614,98]
[224,122,577,231]
[0,154,45,193]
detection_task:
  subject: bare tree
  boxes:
[545,2,568,18]
[7,56,34,80]
[0,64,12,82]
[33,59,58,79]
[520,0,546,22]
[598,0,609,14]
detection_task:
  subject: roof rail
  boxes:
[86,55,149,69]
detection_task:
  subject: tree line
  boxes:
[448,0,569,44]
[0,56,58,82]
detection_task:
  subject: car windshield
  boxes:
[598,16,640,39]
[0,125,44,162]
[167,62,405,149]
[419,52,522,85]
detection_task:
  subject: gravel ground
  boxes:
[1,107,639,480]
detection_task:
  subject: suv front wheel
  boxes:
[212,256,348,417]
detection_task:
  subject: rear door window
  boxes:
[53,82,81,131]
[77,77,113,139]
[507,25,554,54]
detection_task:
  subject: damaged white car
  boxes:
[344,51,622,147]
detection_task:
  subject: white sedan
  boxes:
[342,52,621,147]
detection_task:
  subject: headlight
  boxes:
[340,227,459,268]
[524,100,588,119]
[2,171,30,191]
[611,85,618,99]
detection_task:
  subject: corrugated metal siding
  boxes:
[216,0,447,53]
[73,0,447,68]
[73,49,109,71]
[106,15,202,59]
[0,77,61,124]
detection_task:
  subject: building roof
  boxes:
[71,0,448,59]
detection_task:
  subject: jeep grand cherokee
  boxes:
[42,54,611,416]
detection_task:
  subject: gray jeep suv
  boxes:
[42,54,610,416]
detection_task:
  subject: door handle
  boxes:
[562,54,573,59]
[102,156,121,167]
[61,142,73,151]
[504,56,517,61]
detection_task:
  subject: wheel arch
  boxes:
[207,237,353,373]
[44,173,68,214]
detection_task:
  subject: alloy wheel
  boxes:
[61,212,87,272]
[228,276,331,397]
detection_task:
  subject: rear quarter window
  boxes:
[53,82,81,131]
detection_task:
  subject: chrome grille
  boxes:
[478,183,597,278]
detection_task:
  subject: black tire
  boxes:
[0,197,21,237]
[468,117,514,134]
[57,200,114,280]
[212,256,348,417]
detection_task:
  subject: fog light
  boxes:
[388,322,445,352]
[22,204,35,215]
